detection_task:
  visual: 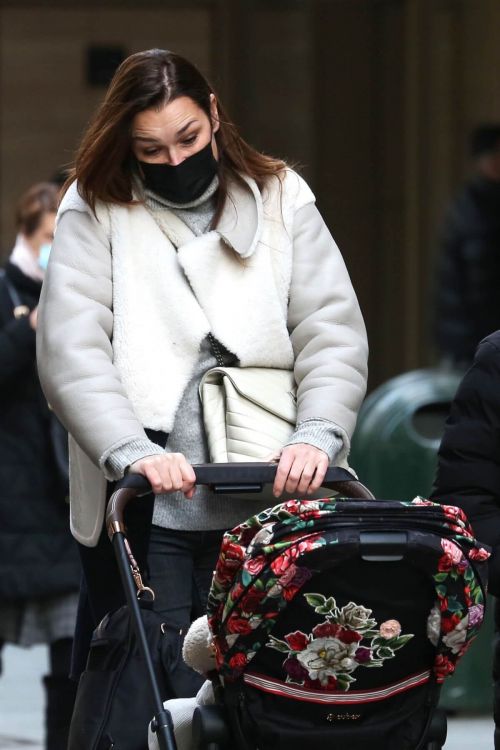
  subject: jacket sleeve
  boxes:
[37,208,164,476]
[431,336,500,548]
[287,202,368,458]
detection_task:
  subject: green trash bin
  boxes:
[350,368,493,713]
[350,368,463,500]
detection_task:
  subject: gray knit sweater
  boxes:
[107,177,343,530]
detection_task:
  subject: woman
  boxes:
[37,49,368,680]
[0,182,80,749]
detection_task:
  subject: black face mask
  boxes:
[138,141,218,204]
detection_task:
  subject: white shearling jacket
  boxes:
[37,169,368,546]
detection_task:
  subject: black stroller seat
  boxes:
[199,495,490,750]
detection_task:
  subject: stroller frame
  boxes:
[108,465,458,750]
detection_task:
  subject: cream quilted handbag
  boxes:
[199,366,296,463]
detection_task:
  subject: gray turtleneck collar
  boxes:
[142,175,219,237]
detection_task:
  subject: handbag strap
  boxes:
[207,332,225,367]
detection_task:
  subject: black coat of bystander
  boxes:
[0,261,80,601]
[435,178,500,364]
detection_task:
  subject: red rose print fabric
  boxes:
[207,497,489,687]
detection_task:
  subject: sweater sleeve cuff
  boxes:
[285,419,345,463]
[100,437,166,481]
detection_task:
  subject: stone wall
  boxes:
[1,0,499,385]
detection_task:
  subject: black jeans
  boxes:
[147,524,225,632]
[72,492,155,679]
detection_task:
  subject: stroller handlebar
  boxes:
[106,462,374,538]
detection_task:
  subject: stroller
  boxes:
[107,464,489,750]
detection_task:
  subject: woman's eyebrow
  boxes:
[132,134,161,143]
[132,120,199,142]
[177,119,198,136]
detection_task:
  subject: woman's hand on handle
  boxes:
[273,444,329,498]
[128,453,196,498]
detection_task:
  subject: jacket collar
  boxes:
[61,174,263,261]
[216,173,263,259]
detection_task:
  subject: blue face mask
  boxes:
[38,243,52,271]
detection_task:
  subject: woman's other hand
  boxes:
[129,453,196,498]
[273,444,329,498]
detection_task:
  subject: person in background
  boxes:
[0,182,80,750]
[431,330,500,749]
[435,124,500,367]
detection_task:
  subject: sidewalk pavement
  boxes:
[0,645,47,749]
[0,644,495,749]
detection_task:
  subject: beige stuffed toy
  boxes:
[148,615,216,750]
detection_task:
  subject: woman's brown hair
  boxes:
[16,182,58,237]
[67,49,286,222]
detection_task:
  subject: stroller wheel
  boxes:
[425,707,447,749]
[192,705,230,749]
